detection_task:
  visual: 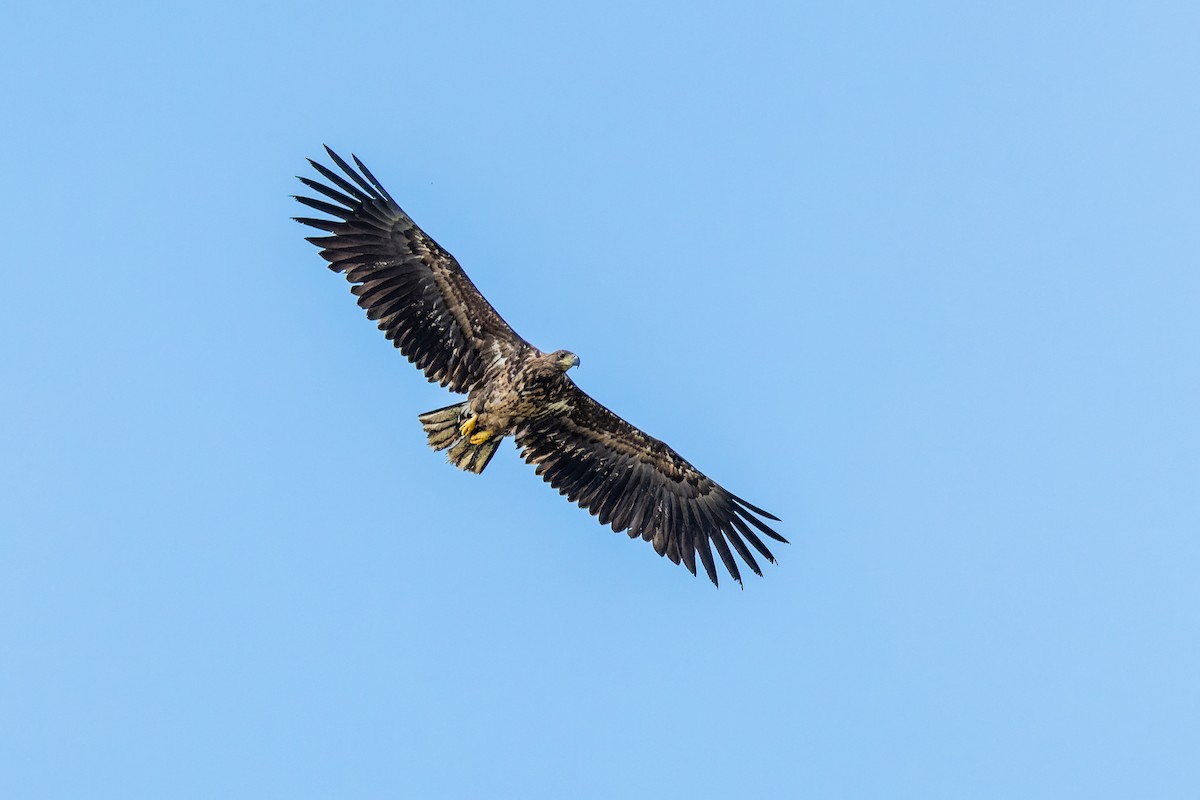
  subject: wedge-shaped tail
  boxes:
[418,402,502,474]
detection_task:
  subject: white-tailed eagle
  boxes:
[295,148,787,586]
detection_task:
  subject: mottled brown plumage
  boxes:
[295,147,787,586]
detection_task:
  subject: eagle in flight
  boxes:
[295,148,786,586]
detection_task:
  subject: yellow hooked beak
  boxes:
[560,353,581,369]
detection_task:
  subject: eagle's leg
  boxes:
[459,416,477,437]
[469,429,494,446]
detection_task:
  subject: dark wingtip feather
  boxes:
[729,516,778,565]
[294,216,340,232]
[679,536,698,576]
[711,534,743,588]
[295,195,351,218]
[736,505,789,544]
[298,176,357,207]
[731,492,782,521]
[352,154,396,204]
[307,157,370,202]
[324,147,377,198]
[696,538,719,587]
[724,528,763,577]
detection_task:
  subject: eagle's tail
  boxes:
[418,402,502,475]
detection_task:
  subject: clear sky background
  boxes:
[2,2,1197,798]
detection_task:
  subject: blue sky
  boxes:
[2,1,1197,797]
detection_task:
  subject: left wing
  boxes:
[515,383,786,587]
[294,148,528,393]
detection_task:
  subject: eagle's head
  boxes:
[550,349,581,372]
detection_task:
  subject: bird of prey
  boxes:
[294,148,786,586]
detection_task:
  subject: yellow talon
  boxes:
[459,416,476,437]
[469,430,493,446]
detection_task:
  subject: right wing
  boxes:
[516,381,786,587]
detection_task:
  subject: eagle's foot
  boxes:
[469,429,494,446]
[459,416,477,437]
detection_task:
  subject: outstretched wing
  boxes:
[515,384,787,587]
[295,147,527,393]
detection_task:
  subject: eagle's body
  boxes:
[419,348,579,474]
[295,148,787,586]
[469,348,578,444]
